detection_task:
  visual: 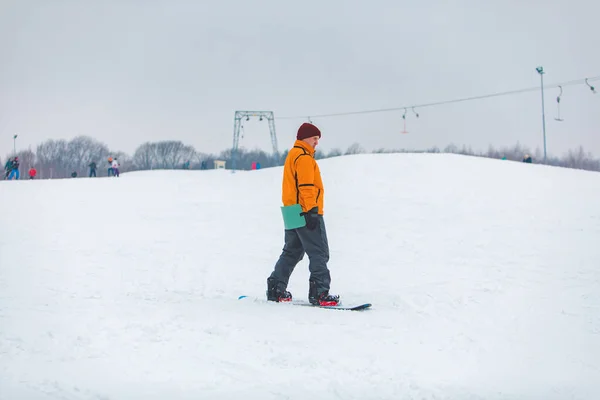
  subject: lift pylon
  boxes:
[232,111,278,171]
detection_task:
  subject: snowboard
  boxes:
[238,295,372,311]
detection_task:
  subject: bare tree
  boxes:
[278,149,290,165]
[192,151,216,169]
[372,148,403,154]
[564,146,600,170]
[444,144,459,154]
[133,142,157,170]
[152,141,196,169]
[345,143,365,155]
[459,145,473,155]
[169,143,195,169]
[485,144,502,159]
[67,136,110,175]
[511,142,531,161]
[16,149,36,177]
[36,139,69,178]
[327,148,343,158]
[233,148,283,169]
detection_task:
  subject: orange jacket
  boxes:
[281,140,325,215]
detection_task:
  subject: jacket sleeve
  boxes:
[295,155,317,211]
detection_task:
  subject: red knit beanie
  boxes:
[297,123,321,140]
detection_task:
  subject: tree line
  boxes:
[2,135,599,179]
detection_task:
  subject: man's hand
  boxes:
[301,207,319,230]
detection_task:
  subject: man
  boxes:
[266,122,340,306]
[89,161,97,177]
[8,157,20,180]
[107,156,114,176]
[4,158,12,179]
[112,158,120,177]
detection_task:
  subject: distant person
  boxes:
[266,122,340,307]
[28,167,37,180]
[523,154,532,164]
[88,161,97,177]
[107,156,114,176]
[71,171,78,178]
[112,158,120,177]
[8,157,20,180]
[183,160,190,169]
[4,158,12,179]
[200,161,207,170]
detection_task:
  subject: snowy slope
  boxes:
[1,153,599,400]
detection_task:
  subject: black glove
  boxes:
[301,207,319,230]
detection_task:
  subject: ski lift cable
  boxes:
[276,75,600,120]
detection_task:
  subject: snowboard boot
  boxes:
[309,279,340,306]
[266,278,292,303]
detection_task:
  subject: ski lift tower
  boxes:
[232,110,279,171]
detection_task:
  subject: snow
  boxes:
[1,153,599,400]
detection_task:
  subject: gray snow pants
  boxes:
[269,215,331,294]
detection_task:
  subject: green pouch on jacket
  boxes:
[281,204,306,230]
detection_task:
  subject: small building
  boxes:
[214,160,226,169]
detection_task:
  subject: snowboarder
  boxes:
[523,154,532,163]
[8,157,20,180]
[28,167,37,179]
[112,158,120,177]
[107,157,114,176]
[266,122,340,307]
[4,158,12,179]
[88,161,97,177]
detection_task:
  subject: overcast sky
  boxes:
[1,0,598,159]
